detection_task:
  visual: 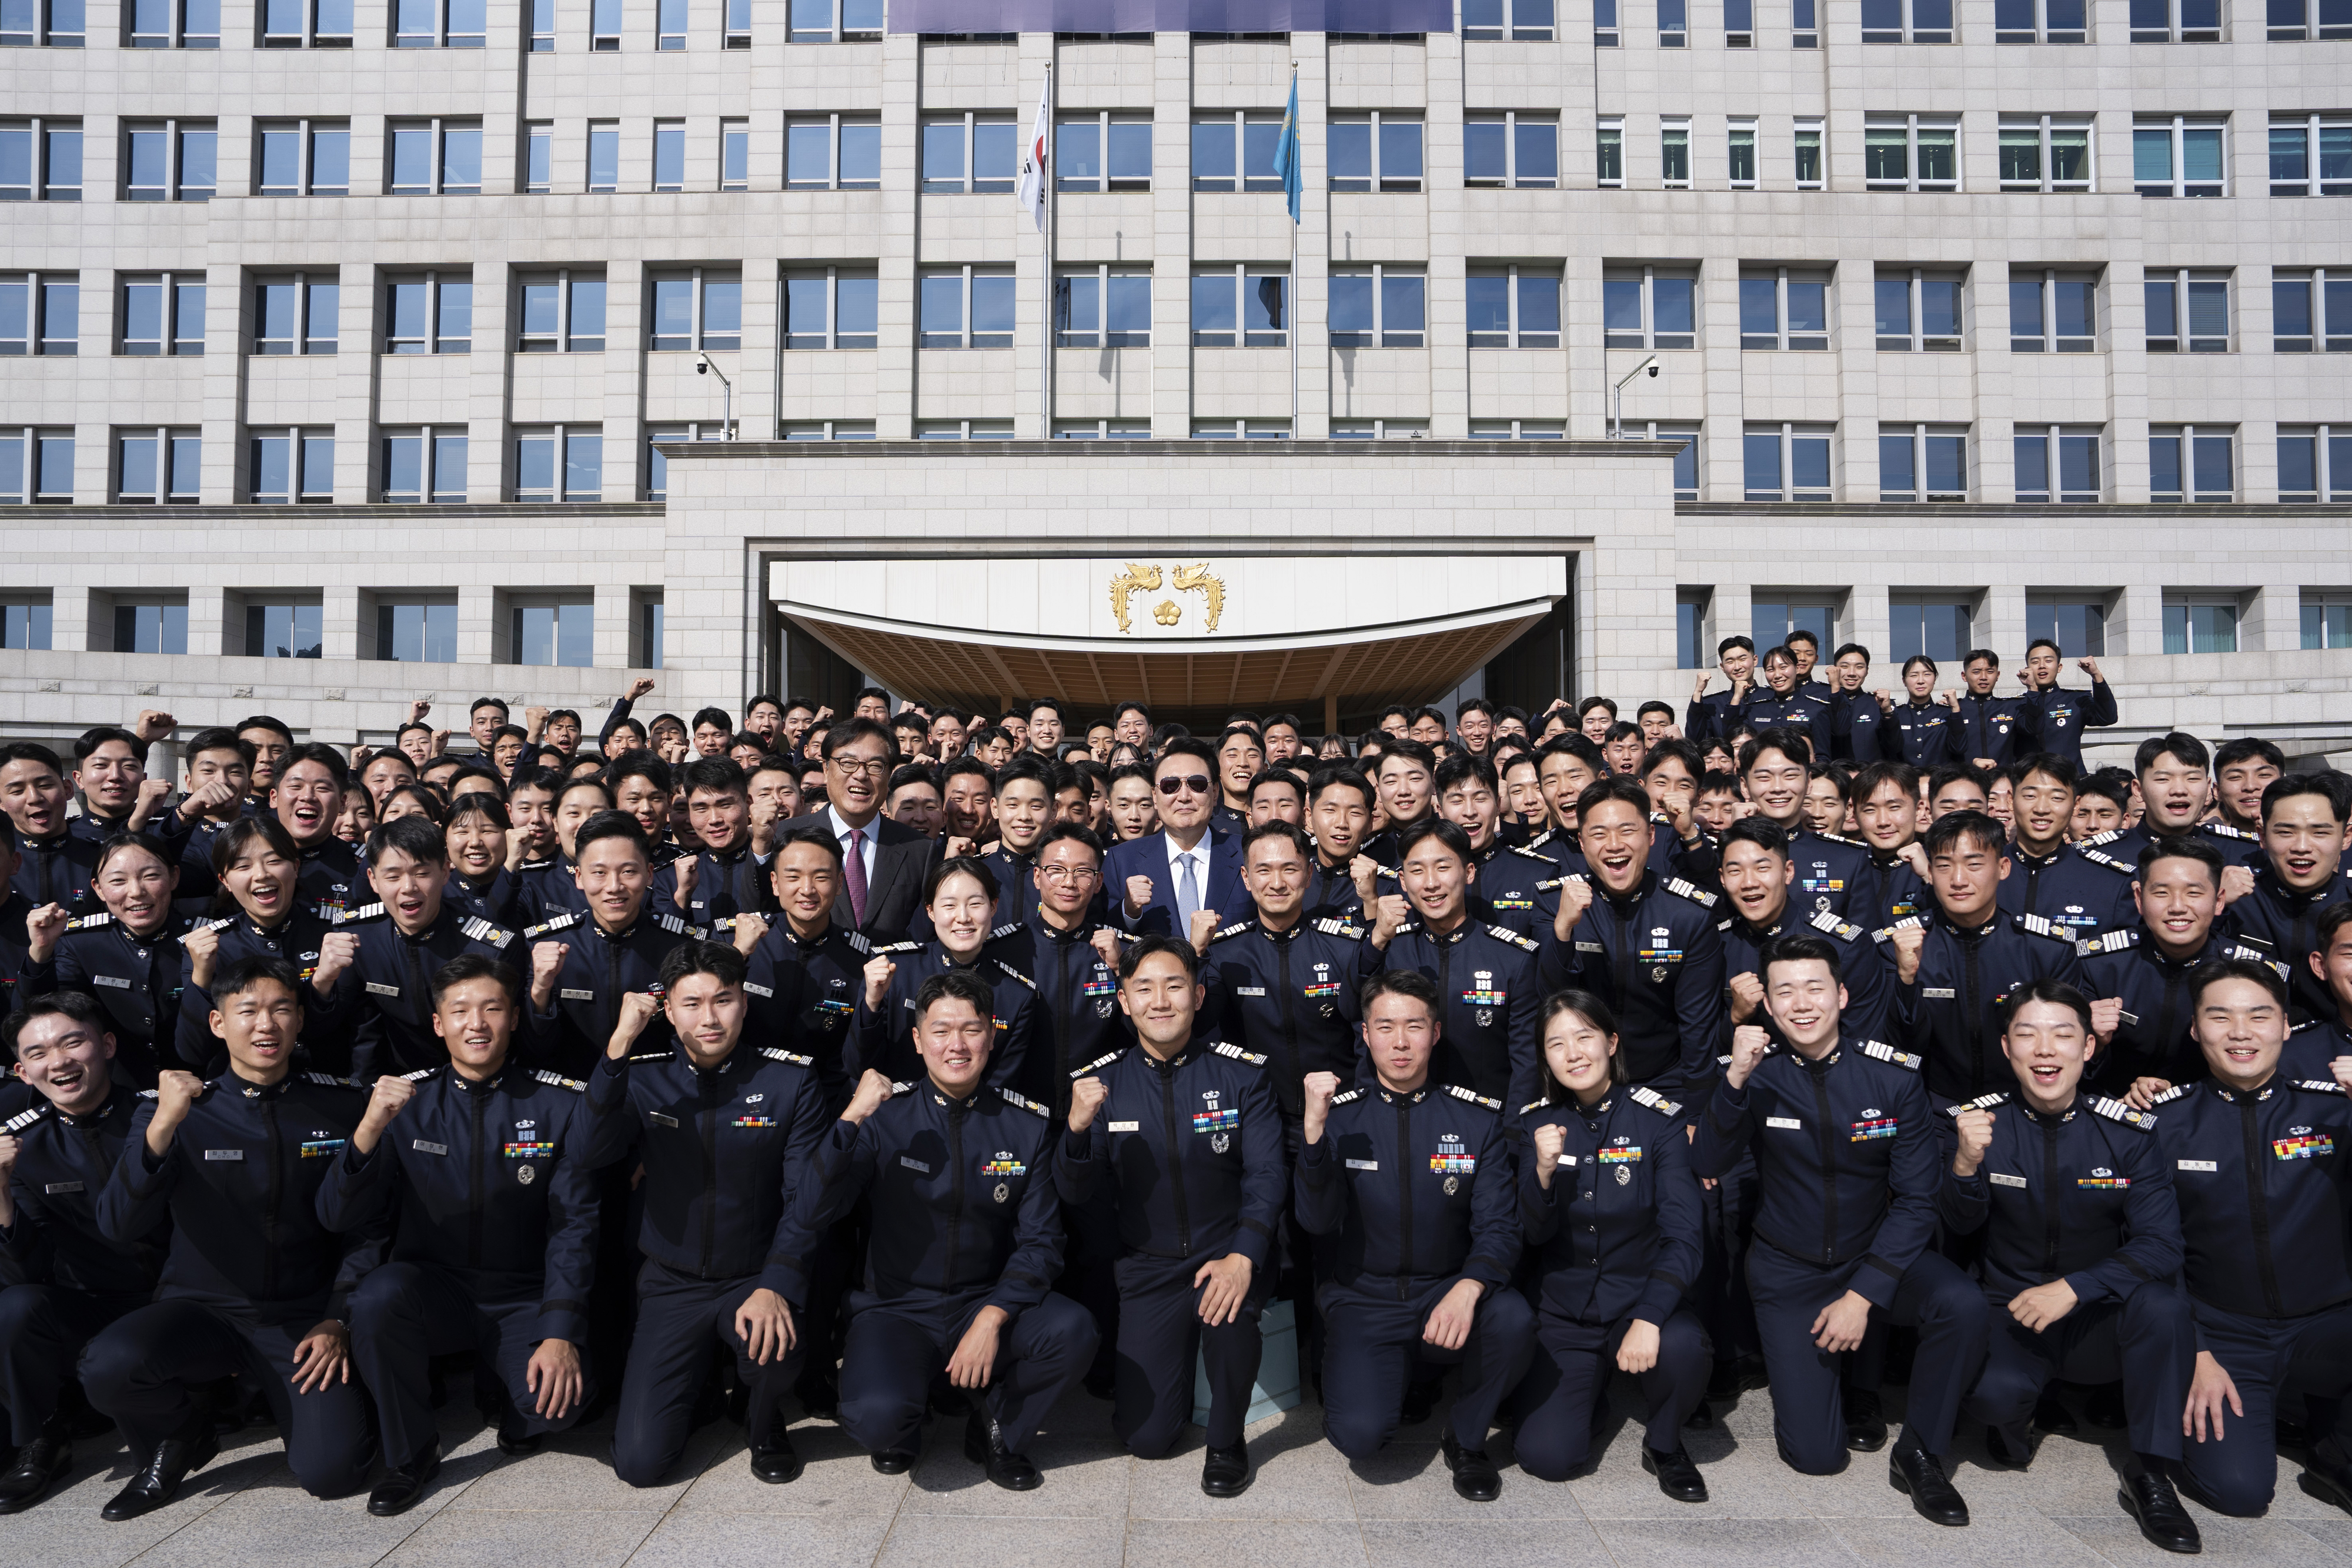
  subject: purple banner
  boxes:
[890,0,1454,32]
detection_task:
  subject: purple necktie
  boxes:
[845,828,868,928]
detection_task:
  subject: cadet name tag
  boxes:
[1990,1173,2027,1188]
[203,1149,245,1161]
[2177,1159,2217,1172]
[649,1111,679,1127]
[1235,987,1267,997]
[44,1180,83,1193]
[1108,1120,1140,1132]
[1345,1158,1379,1171]
[899,1155,931,1174]
[413,1139,448,1155]
[1766,1116,1803,1130]
[1923,987,1957,999]
[94,975,132,989]
[560,988,594,1001]
[366,982,401,997]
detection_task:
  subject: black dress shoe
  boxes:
[1081,1369,1117,1402]
[102,1423,220,1522]
[963,1408,1041,1492]
[1981,1422,2040,1469]
[2298,1456,2352,1516]
[0,1433,69,1513]
[367,1449,442,1517]
[1843,1388,1888,1452]
[1706,1355,1768,1402]
[1682,1401,1718,1430]
[2082,1383,2127,1431]
[750,1435,803,1485]
[1642,1445,1709,1504]
[870,1449,914,1475]
[1440,1428,1501,1503]
[1200,1442,1252,1497]
[797,1372,840,1423]
[2033,1385,2079,1436]
[1888,1443,1969,1527]
[2121,1470,2203,1554]
[495,1429,543,1457]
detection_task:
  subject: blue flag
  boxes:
[1271,73,1302,224]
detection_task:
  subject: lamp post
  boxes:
[1612,354,1659,440]
[695,353,734,440]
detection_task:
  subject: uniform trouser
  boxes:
[349,1261,595,1472]
[79,1298,376,1497]
[1962,1282,2193,1463]
[1111,1249,1264,1457]
[0,1283,145,1445]
[798,1204,867,1390]
[2184,1297,2352,1516]
[1746,1241,1988,1474]
[1695,1146,1762,1370]
[1060,1191,1123,1386]
[1279,1113,1331,1390]
[837,1289,1097,1460]
[1512,1304,1710,1482]
[1318,1275,1536,1462]
[612,1259,803,1488]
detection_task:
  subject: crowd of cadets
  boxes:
[0,633,2347,1554]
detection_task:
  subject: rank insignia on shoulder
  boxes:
[1859,1040,1923,1071]
[1211,1041,1269,1066]
[524,911,582,938]
[2018,912,2066,941]
[1314,917,1366,938]
[1945,1091,2010,1116]
[1487,924,1538,950]
[1664,877,1718,910]
[460,916,514,948]
[843,931,873,955]
[889,1080,918,1096]
[2229,947,2290,979]
[1330,1088,1367,1105]
[654,912,703,938]
[757,1048,813,1068]
[1071,1049,1126,1077]
[991,959,1036,988]
[1807,909,1862,942]
[1872,915,1926,942]
[198,916,235,933]
[874,941,923,955]
[399,1066,439,1082]
[1507,844,1553,865]
[2,1104,49,1132]
[1445,1083,1503,1110]
[302,1071,358,1089]
[1629,1085,1683,1118]
[2078,929,2137,956]
[2204,822,2256,840]
[1211,921,1254,942]
[2147,1083,2193,1105]
[997,1088,1050,1118]
[531,1068,589,1091]
[1519,1098,1549,1116]
[1716,918,1736,933]
[65,911,111,931]
[1813,830,1863,846]
[1526,828,1555,850]
[336,902,387,925]
[2082,828,2124,847]
[2087,1094,2158,1128]
[2293,1078,2348,1096]
[990,922,1024,941]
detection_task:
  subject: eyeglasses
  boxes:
[828,755,891,777]
[1037,865,1100,884]
[1157,774,1212,797]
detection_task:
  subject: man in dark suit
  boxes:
[1103,737,1250,940]
[777,718,930,945]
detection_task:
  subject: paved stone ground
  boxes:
[9,1377,2348,1568]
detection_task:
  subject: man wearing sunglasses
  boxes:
[1104,738,1251,942]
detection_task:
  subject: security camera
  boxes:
[1646,363,1659,378]
[694,353,711,375]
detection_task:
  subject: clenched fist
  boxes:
[1887,922,1926,984]
[1068,1075,1110,1133]
[1952,1106,1994,1176]
[842,1068,894,1124]
[862,954,897,1012]
[1301,1070,1342,1145]
[1530,1120,1566,1186]
[1552,874,1594,939]
[608,990,662,1058]
[1725,1024,1771,1091]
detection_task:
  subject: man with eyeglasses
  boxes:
[777,718,928,945]
[1105,737,1250,943]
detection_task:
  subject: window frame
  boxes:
[2269,113,2352,198]
[1469,419,1567,438]
[391,0,483,47]
[113,426,201,503]
[779,420,878,440]
[2009,268,2098,352]
[720,119,749,191]
[2133,115,2227,198]
[1188,419,1292,439]
[252,117,349,196]
[1327,263,1428,349]
[2162,593,2241,654]
[125,0,220,46]
[379,424,469,502]
[1461,0,1556,41]
[1053,419,1154,439]
[2269,0,2352,36]
[246,426,335,503]
[1792,0,1818,44]
[923,111,1017,195]
[1725,0,1753,44]
[2300,588,2352,650]
[1864,114,1961,192]
[2013,424,2103,502]
[2,271,82,356]
[1874,266,1966,352]
[1053,263,1152,349]
[586,121,619,192]
[786,113,882,191]
[122,118,216,202]
[2149,424,2235,502]
[1622,419,1701,498]
[1329,419,1431,439]
[1877,422,1970,500]
[508,594,596,668]
[111,596,191,656]
[785,0,882,43]
[589,0,620,48]
[1596,116,1625,187]
[513,424,603,503]
[1738,265,1831,351]
[1327,111,1424,194]
[1189,264,1289,348]
[783,265,879,350]
[1793,118,1824,189]
[1659,115,1690,188]
[251,269,339,356]
[1606,264,1699,350]
[915,420,1018,439]
[1465,263,1562,349]
[652,119,686,192]
[1887,593,1978,664]
[527,0,551,46]
[524,122,552,193]
[2276,424,2352,502]
[1055,110,1154,193]
[1742,422,1835,502]
[382,269,472,355]
[515,268,606,353]
[1994,0,2088,39]
[917,263,1015,350]
[2271,268,2352,352]
[654,0,684,47]
[1464,111,1560,189]
[1659,0,1687,46]
[1997,114,2093,192]
[1594,0,1618,44]
[118,271,206,356]
[1727,118,1757,188]
[2130,0,2221,42]
[647,266,741,352]
[644,423,725,500]
[2144,268,2231,353]
[259,0,350,45]
[387,116,482,196]
[1188,110,1284,194]
[0,118,82,200]
[1861,0,1955,41]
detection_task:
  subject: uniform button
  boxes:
[1582,1192,1593,1201]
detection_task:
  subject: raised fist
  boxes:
[1068,1075,1110,1133]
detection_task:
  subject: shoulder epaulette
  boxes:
[890,1079,918,1096]
[197,915,235,934]
[757,1048,813,1068]
[653,912,706,939]
[627,1050,673,1063]
[2087,1094,2159,1128]
[335,902,387,925]
[2082,829,2124,847]
[460,915,514,949]
[523,911,583,938]
[1629,1085,1683,1118]
[991,959,1035,988]
[531,1068,588,1091]
[2228,944,2290,979]
[2203,822,2258,841]
[1858,1039,1923,1071]
[1486,923,1539,951]
[1506,844,1554,865]
[1330,1087,1367,1105]
[1209,920,1255,944]
[2148,1082,2193,1105]
[1807,908,1863,942]
[997,1087,1050,1118]
[1211,1040,1268,1066]
[843,930,873,956]
[874,940,923,955]
[399,1066,439,1082]
[2016,912,2071,942]
[1663,877,1718,910]
[1071,1049,1126,1078]
[2076,848,2133,874]
[1314,916,1366,939]
[65,911,111,932]
[2293,1078,2348,1096]
[1944,1091,2010,1116]
[1526,828,1556,850]
[711,915,740,933]
[2,1103,51,1133]
[2078,928,2137,957]
[1715,918,1734,932]
[1445,1083,1503,1110]
[301,1071,359,1089]
[1872,915,1926,942]
[1812,829,1863,846]
[1519,1098,1549,1115]
[988,922,1023,941]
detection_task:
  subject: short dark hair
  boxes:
[1922,809,2008,862]
[660,940,746,992]
[2214,737,2287,774]
[1117,933,1200,981]
[914,968,995,1024]
[2136,834,2224,882]
[430,952,522,1008]
[1638,738,1705,780]
[6,989,111,1059]
[556,775,614,813]
[574,810,653,860]
[2013,753,2078,791]
[1784,628,1820,651]
[1963,648,2000,670]
[366,813,449,867]
[1719,817,1790,859]
[995,754,1055,794]
[1155,735,1217,773]
[1739,727,1812,773]
[1359,967,1441,1021]
[235,715,295,747]
[2190,957,2288,1011]
[1850,760,1918,802]
[2024,637,2060,661]
[2263,772,2346,824]
[1575,775,1653,824]
[214,954,305,1004]
[1374,737,1435,775]
[72,726,142,765]
[1537,733,1608,773]
[924,853,1001,908]
[681,757,748,798]
[1759,932,1842,984]
[470,697,510,718]
[1832,643,1871,666]
[1432,753,1497,797]
[276,741,349,788]
[1307,765,1374,809]
[691,706,733,734]
[773,825,845,867]
[186,727,256,764]
[1929,764,1990,801]
[1247,768,1305,805]
[1037,821,1104,861]
[2135,731,2209,777]
[1716,635,1755,658]
[2076,770,2132,812]
[1636,701,1676,723]
[606,751,674,795]
[1242,820,1312,861]
[1395,816,1474,864]
[1999,978,2092,1034]
[1113,700,1151,725]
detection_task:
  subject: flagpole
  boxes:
[1041,59,1053,440]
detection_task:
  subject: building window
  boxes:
[1659,118,1689,188]
[724,0,747,43]
[2014,426,2101,502]
[634,594,664,667]
[652,121,686,191]
[0,429,70,502]
[2144,269,2229,352]
[2270,114,2352,197]
[1053,420,1152,439]
[516,270,605,352]
[1055,266,1150,347]
[1724,0,1753,42]
[524,123,552,192]
[654,0,683,46]
[123,119,215,200]
[392,0,481,45]
[787,0,881,42]
[2277,425,2352,501]
[1659,0,1687,45]
[2010,269,2097,352]
[787,115,881,189]
[2269,0,2352,35]
[1191,111,1283,193]
[1466,265,1561,348]
[1623,420,1701,498]
[2163,595,2239,653]
[113,599,188,655]
[259,0,350,45]
[1727,119,1756,188]
[1189,419,1291,439]
[779,420,876,440]
[1792,0,1818,44]
[1743,424,1833,501]
[254,119,349,195]
[0,273,79,355]
[1606,265,1698,349]
[528,0,550,46]
[1329,419,1429,439]
[1865,115,1959,190]
[1752,595,1838,650]
[1862,0,1953,38]
[2028,593,2108,654]
[1465,113,1559,189]
[648,268,740,350]
[119,273,206,356]
[1793,119,1823,188]
[783,267,878,349]
[589,0,619,46]
[1738,267,1829,350]
[915,420,1016,439]
[918,265,1014,349]
[2303,591,2352,649]
[721,119,749,190]
[923,113,1017,194]
[1329,113,1421,192]
[1889,594,1974,661]
[2150,426,2233,501]
[380,427,467,502]
[1462,0,1555,39]
[2130,0,2220,40]
[1596,117,1624,186]
[383,271,470,354]
[514,426,602,502]
[1057,112,1152,192]
[1999,116,2092,191]
[0,594,52,648]
[2134,116,2226,196]
[244,599,322,658]
[1879,424,1969,500]
[249,428,334,503]
[1875,268,1965,350]
[0,119,81,200]
[1329,266,1425,348]
[587,122,619,191]
[1676,590,1709,668]
[1594,0,1618,44]
[1191,266,1288,347]
[126,0,220,46]
[115,428,201,502]
[1995,0,2087,39]
[388,118,481,196]
[511,597,593,667]
[253,272,339,355]
[1469,419,1566,438]
[646,424,724,500]
[2272,269,2351,351]
[375,599,456,661]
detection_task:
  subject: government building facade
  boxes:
[4,0,2349,756]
